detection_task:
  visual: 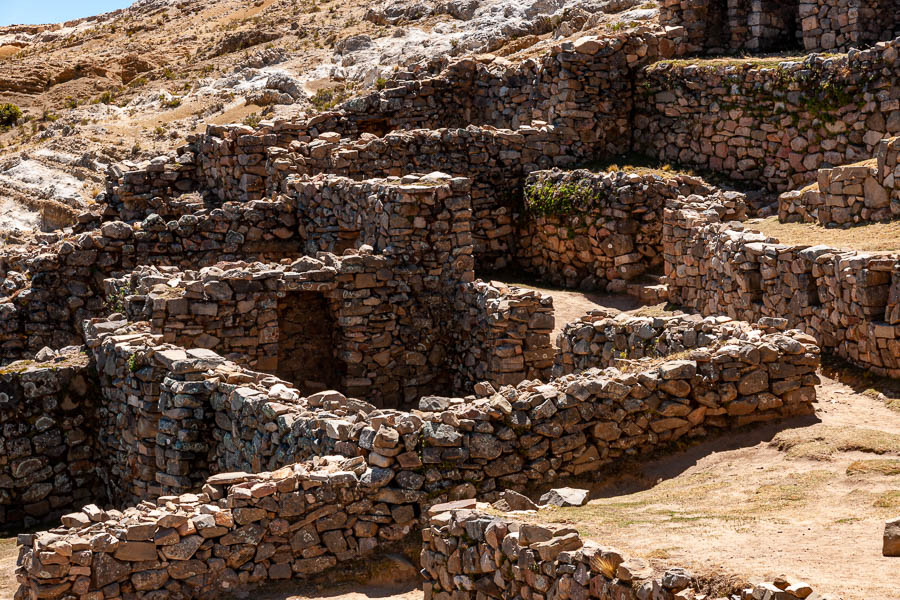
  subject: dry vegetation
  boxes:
[746,216,900,252]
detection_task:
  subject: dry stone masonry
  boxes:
[516,169,744,291]
[660,0,900,54]
[665,199,900,376]
[0,349,103,531]
[421,507,825,600]
[15,314,820,599]
[7,18,900,600]
[779,136,900,226]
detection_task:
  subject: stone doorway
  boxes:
[276,292,344,395]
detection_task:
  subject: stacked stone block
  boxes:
[665,202,900,376]
[15,459,421,600]
[634,39,900,191]
[108,29,682,209]
[451,281,555,388]
[799,0,899,51]
[16,317,820,598]
[516,169,742,290]
[554,313,788,376]
[0,349,103,529]
[420,508,822,600]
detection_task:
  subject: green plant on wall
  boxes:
[523,178,604,216]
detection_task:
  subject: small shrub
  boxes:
[160,95,182,109]
[524,178,599,216]
[310,86,350,112]
[243,112,262,128]
[375,77,387,90]
[96,90,115,105]
[0,103,23,126]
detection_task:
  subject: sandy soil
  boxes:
[226,582,421,600]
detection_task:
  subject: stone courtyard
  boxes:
[3,4,900,600]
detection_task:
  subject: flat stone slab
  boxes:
[539,487,589,507]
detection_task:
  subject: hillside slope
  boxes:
[0,0,657,233]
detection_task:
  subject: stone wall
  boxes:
[420,507,822,600]
[0,349,104,530]
[778,135,900,225]
[515,169,743,290]
[107,29,682,209]
[75,303,819,505]
[15,458,421,600]
[118,260,553,408]
[16,317,820,600]
[451,281,555,388]
[267,124,599,271]
[0,174,476,367]
[664,201,900,376]
[799,0,900,52]
[554,312,793,376]
[661,0,897,54]
[659,0,802,55]
[0,196,313,364]
[634,39,900,191]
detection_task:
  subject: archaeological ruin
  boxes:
[4,7,900,600]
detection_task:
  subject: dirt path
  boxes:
[226,582,421,600]
[489,273,675,342]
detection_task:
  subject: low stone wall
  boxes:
[777,182,824,223]
[634,39,900,192]
[421,508,823,600]
[665,202,900,376]
[0,196,313,364]
[778,139,900,226]
[554,313,790,376]
[15,458,421,600]
[107,29,682,210]
[114,256,548,410]
[78,303,818,504]
[515,169,743,290]
[0,173,476,367]
[267,124,587,271]
[451,281,555,388]
[0,349,104,530]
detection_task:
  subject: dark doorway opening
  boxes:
[705,0,730,53]
[760,0,801,51]
[276,292,345,394]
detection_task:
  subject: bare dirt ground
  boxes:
[225,581,420,600]
[491,272,678,342]
[523,374,900,600]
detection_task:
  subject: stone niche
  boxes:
[275,291,345,394]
